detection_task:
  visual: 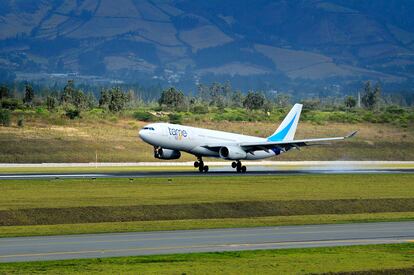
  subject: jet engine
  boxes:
[219,146,247,160]
[154,148,181,160]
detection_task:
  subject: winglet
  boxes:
[346,130,358,139]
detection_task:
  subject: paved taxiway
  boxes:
[0,222,413,262]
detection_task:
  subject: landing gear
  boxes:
[232,161,247,173]
[194,156,209,173]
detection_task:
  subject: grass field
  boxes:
[0,243,413,274]
[1,174,413,237]
[0,165,194,174]
[1,118,413,162]
[2,175,414,210]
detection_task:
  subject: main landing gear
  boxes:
[194,156,209,173]
[232,161,247,173]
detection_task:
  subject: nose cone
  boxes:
[139,129,151,143]
[138,129,145,140]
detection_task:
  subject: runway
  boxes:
[0,221,413,262]
[0,168,413,180]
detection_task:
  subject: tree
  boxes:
[243,91,265,110]
[99,89,111,109]
[209,82,225,107]
[274,93,291,108]
[61,80,75,104]
[197,84,210,103]
[158,87,185,110]
[301,99,321,111]
[344,96,356,109]
[46,96,57,111]
[23,84,34,106]
[72,90,88,111]
[99,87,130,113]
[361,81,381,110]
[231,91,244,108]
[86,92,97,109]
[263,100,273,113]
[0,109,11,126]
[108,87,130,112]
[0,85,9,99]
[373,83,381,109]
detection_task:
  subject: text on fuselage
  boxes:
[168,127,188,140]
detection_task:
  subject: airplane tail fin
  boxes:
[267,103,302,141]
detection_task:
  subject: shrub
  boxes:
[168,113,182,124]
[0,109,11,126]
[85,108,105,119]
[385,105,406,115]
[328,111,361,123]
[36,107,48,114]
[1,98,21,110]
[191,105,209,114]
[17,115,24,127]
[134,111,156,122]
[65,109,80,119]
[213,112,245,122]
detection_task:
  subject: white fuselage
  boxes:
[138,123,281,160]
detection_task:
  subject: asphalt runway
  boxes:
[0,167,413,180]
[0,222,413,262]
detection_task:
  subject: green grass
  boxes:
[1,174,414,237]
[0,166,194,174]
[0,243,413,274]
[1,174,414,210]
[1,212,414,238]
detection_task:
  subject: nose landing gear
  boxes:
[194,156,209,172]
[232,161,246,173]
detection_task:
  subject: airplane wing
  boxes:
[201,131,357,152]
[239,131,358,152]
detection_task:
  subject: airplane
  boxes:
[138,103,357,173]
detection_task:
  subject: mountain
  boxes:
[1,0,414,93]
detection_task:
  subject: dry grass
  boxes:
[2,198,414,226]
[0,118,413,162]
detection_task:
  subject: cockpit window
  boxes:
[142,127,155,131]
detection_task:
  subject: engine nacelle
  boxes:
[219,146,247,160]
[154,148,181,160]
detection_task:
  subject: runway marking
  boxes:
[2,227,412,248]
[0,238,410,260]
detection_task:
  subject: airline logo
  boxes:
[168,127,188,140]
[267,113,297,142]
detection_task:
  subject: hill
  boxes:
[1,0,414,92]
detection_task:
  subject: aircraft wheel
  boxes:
[194,161,199,168]
[241,166,247,173]
[236,166,241,173]
[203,165,209,172]
[198,161,204,172]
[231,162,237,168]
